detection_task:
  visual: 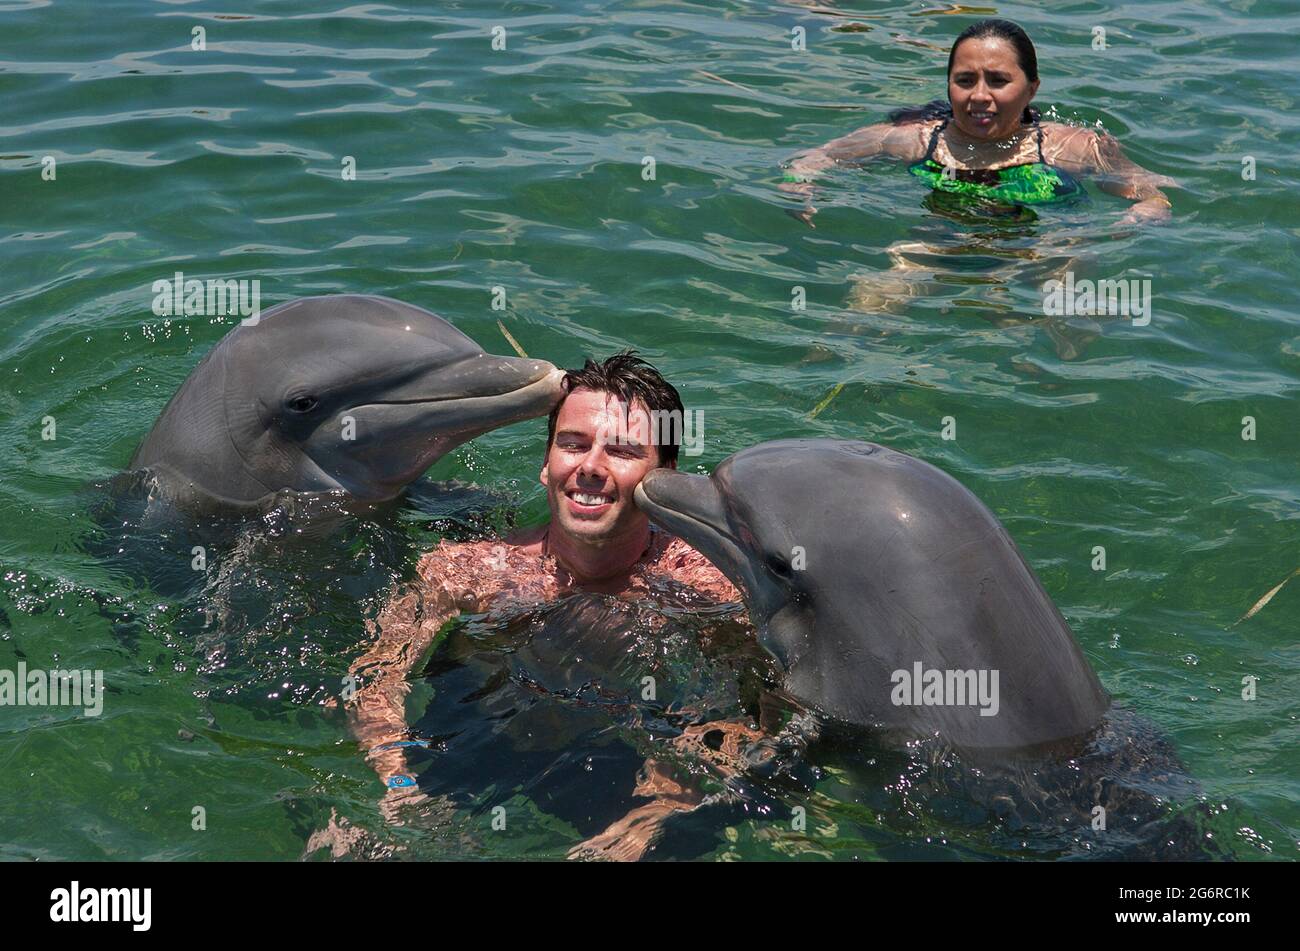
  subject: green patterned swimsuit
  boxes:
[909,117,1083,206]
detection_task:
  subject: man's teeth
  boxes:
[572,492,613,505]
[972,112,995,118]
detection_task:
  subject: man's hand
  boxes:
[567,719,766,861]
[379,781,429,826]
[567,757,698,861]
[567,800,686,862]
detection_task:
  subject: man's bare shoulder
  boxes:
[414,528,552,609]
[502,523,548,553]
[653,534,742,603]
[883,119,936,160]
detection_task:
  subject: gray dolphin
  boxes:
[130,295,563,509]
[635,438,1110,753]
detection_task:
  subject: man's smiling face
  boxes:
[541,387,668,542]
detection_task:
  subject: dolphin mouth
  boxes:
[347,360,563,422]
[634,470,759,602]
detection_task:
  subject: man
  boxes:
[346,352,761,860]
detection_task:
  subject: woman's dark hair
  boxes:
[890,18,1040,126]
[546,350,686,466]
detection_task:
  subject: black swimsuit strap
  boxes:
[1035,119,1046,163]
[923,117,949,162]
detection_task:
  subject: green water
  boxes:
[1,0,1296,861]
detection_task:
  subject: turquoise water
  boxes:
[1,0,1296,860]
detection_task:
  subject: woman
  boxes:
[780,19,1175,227]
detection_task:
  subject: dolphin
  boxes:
[635,438,1110,754]
[129,294,564,510]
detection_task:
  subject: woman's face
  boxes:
[947,36,1039,140]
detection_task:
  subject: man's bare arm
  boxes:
[347,548,472,786]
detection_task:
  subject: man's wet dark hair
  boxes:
[890,19,1041,126]
[546,351,685,466]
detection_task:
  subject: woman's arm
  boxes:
[780,122,928,226]
[1048,125,1176,224]
[784,121,926,179]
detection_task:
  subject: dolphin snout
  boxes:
[436,354,560,401]
[537,365,566,409]
[636,469,727,530]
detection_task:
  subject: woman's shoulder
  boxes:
[1039,122,1111,164]
[1040,120,1103,140]
[820,119,927,161]
[877,119,936,160]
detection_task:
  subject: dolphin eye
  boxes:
[766,553,794,578]
[286,395,319,413]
